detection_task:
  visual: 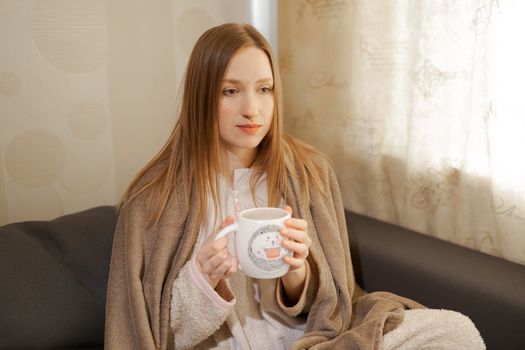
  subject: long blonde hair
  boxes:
[120,23,323,226]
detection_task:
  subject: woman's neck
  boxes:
[221,148,257,186]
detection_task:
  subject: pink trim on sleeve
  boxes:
[189,256,235,310]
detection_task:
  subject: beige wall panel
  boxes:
[0,0,268,224]
[106,0,177,198]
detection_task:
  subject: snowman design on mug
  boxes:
[247,224,288,271]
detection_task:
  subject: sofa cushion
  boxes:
[0,206,117,350]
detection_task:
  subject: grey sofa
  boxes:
[346,211,525,350]
[1,206,524,349]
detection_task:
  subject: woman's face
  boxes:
[218,46,274,163]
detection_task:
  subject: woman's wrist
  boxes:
[281,262,307,305]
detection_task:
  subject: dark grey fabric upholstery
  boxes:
[0,206,116,350]
[346,211,525,350]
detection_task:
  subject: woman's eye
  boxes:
[259,86,273,94]
[223,88,238,96]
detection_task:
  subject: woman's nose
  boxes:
[242,91,258,118]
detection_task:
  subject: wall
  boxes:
[0,0,276,224]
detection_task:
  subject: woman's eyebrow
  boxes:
[222,78,274,84]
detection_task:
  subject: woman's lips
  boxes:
[237,124,262,134]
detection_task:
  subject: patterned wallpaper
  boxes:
[0,0,267,224]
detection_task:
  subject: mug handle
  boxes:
[215,222,239,240]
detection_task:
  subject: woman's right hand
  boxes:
[196,216,238,289]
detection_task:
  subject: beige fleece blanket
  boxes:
[105,145,423,349]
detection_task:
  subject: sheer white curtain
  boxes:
[279,0,525,264]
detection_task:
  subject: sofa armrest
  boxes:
[345,210,525,350]
[0,206,117,350]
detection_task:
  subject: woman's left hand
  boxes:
[280,205,311,304]
[281,205,311,272]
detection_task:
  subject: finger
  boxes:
[223,256,238,278]
[212,257,234,277]
[208,216,235,240]
[218,215,235,231]
[213,255,239,279]
[198,237,229,261]
[281,228,311,246]
[283,255,306,270]
[199,248,229,273]
[205,215,235,244]
[283,205,293,215]
[281,239,309,258]
[285,218,308,231]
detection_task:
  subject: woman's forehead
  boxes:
[223,47,273,82]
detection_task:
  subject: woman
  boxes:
[105,23,484,349]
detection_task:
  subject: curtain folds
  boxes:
[279,0,525,265]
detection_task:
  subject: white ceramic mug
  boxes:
[215,207,291,279]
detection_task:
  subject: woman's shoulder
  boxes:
[137,158,169,185]
[120,158,169,208]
